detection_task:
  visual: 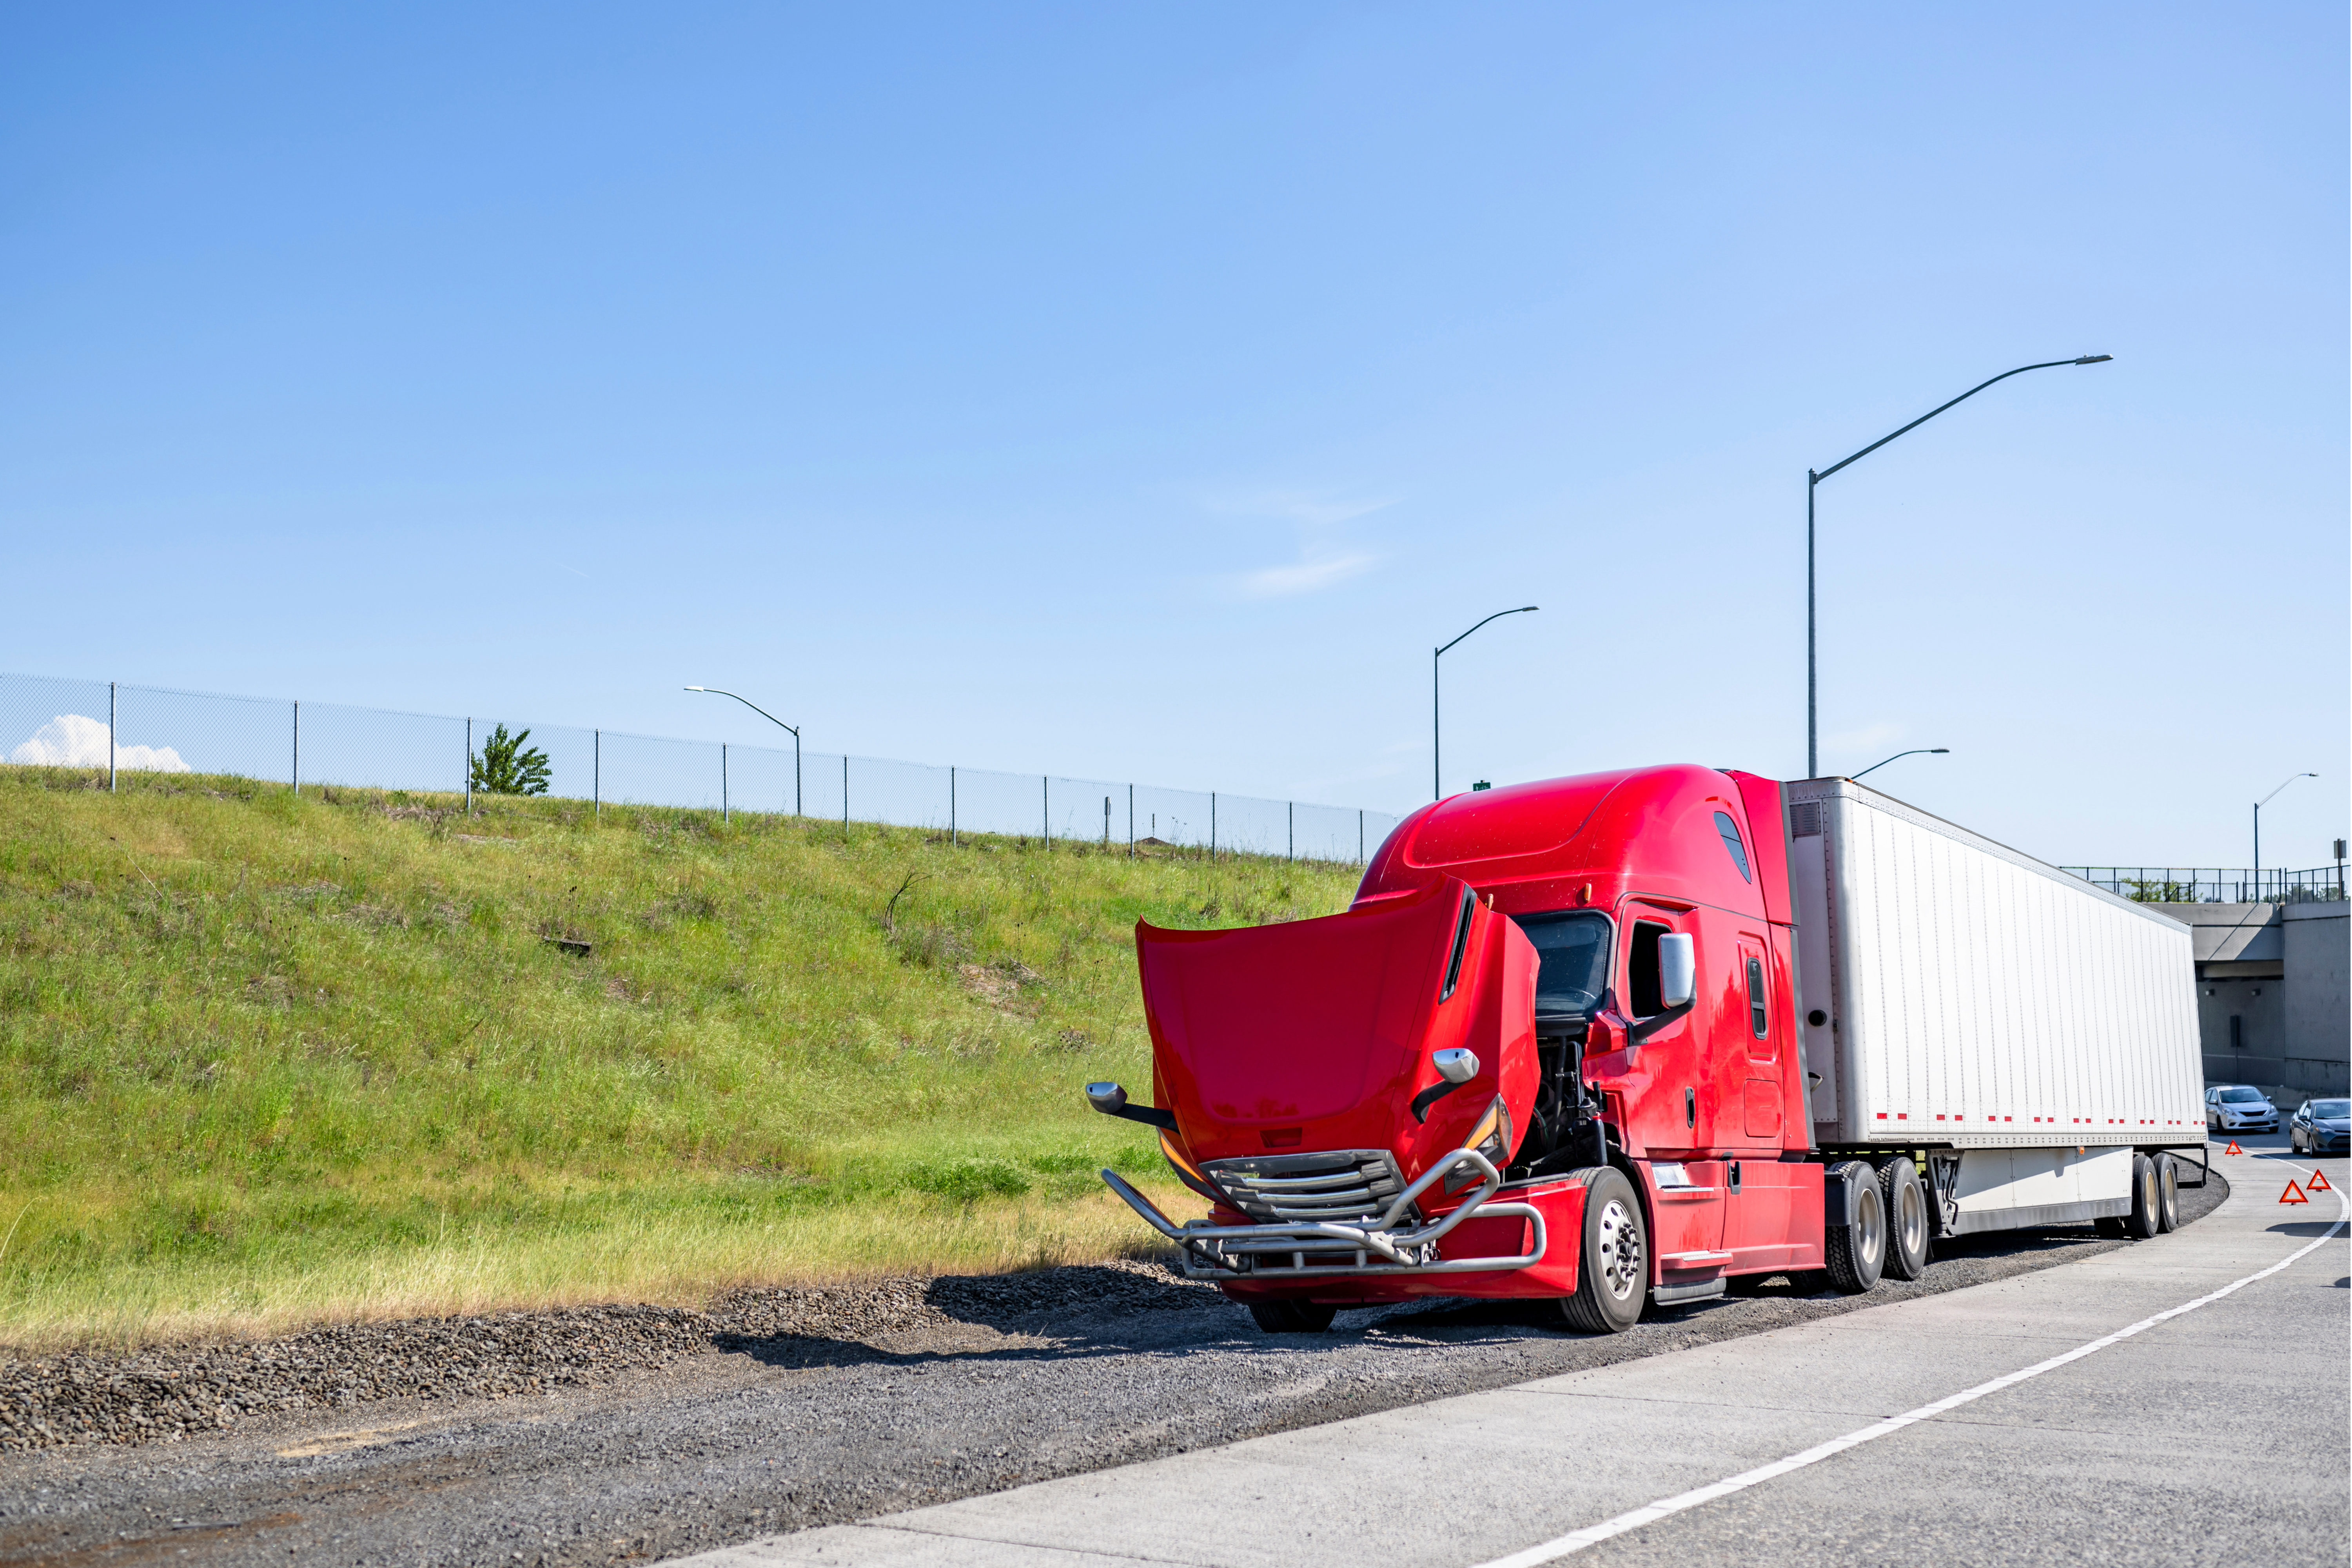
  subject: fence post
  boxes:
[1359,809,1365,866]
[1103,795,1110,851]
[1210,792,1216,862]
[950,766,957,848]
[108,682,116,793]
[593,730,600,816]
[842,755,849,837]
[465,718,472,812]
[722,743,729,824]
[1288,801,1293,862]
[1128,784,1134,859]
[1042,776,1049,850]
[292,701,299,795]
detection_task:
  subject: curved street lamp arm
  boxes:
[1813,357,2111,485]
[684,686,799,739]
[1436,605,1540,658]
[2257,772,2318,809]
[1849,747,1949,782]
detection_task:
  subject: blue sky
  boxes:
[3,3,2344,867]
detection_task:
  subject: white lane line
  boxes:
[1468,1157,2348,1568]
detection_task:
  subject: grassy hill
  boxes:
[0,766,1362,1347]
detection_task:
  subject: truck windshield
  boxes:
[1509,910,1612,1022]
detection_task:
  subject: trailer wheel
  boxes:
[1876,1156,1930,1281]
[2125,1153,2161,1240]
[2154,1154,2180,1233]
[1822,1160,1884,1294]
[1247,1299,1337,1334]
[1558,1167,1647,1334]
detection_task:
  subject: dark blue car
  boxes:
[2290,1098,2349,1157]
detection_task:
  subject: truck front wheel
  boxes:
[1559,1167,1648,1334]
[1823,1160,1885,1294]
[1247,1299,1337,1334]
[1876,1155,1930,1281]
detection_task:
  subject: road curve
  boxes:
[676,1138,2349,1568]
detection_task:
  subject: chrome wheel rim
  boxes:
[1894,1177,1924,1260]
[1856,1185,1884,1265]
[1595,1197,1642,1302]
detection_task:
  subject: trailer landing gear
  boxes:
[1558,1166,1647,1334]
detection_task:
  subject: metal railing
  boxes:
[2063,866,2348,905]
[0,670,1404,866]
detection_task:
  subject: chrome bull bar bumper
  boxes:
[1099,1148,1546,1280]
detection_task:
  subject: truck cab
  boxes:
[1091,764,1829,1332]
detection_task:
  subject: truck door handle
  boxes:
[1685,1087,1695,1128]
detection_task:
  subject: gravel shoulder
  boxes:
[0,1172,2227,1567]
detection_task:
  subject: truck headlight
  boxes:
[1448,1096,1513,1192]
[1159,1130,1229,1205]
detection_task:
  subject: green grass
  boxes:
[0,765,1361,1347]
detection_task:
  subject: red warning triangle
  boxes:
[2224,1141,2243,1155]
[2308,1169,2334,1192]
[2279,1181,2309,1205]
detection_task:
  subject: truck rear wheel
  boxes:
[1247,1299,1337,1334]
[2154,1154,2180,1232]
[2125,1152,2161,1240]
[1876,1155,1930,1281]
[1823,1160,1885,1294]
[1559,1167,1647,1334]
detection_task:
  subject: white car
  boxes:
[2206,1084,2279,1134]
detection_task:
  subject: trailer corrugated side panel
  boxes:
[1786,778,2203,1149]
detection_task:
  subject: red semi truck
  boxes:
[1087,764,2207,1333]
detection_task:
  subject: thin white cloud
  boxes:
[1232,551,1379,599]
[1201,489,1397,529]
[10,713,191,773]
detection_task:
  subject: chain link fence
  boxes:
[2063,866,2349,905]
[0,671,1403,865]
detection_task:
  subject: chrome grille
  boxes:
[1200,1149,1410,1224]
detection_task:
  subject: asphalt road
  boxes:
[681,1135,2352,1568]
[0,1168,2230,1568]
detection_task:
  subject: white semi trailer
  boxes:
[1787,776,2208,1237]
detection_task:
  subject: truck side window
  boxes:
[1713,812,1752,883]
[1629,921,1668,1017]
[1747,956,1768,1038]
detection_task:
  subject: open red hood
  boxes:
[1136,877,1539,1185]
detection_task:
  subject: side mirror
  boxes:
[1085,1082,1129,1115]
[1659,933,1697,1010]
[1433,1048,1480,1085]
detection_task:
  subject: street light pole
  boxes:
[1435,606,1538,801]
[2254,772,2317,893]
[1808,355,2112,777]
[685,686,802,815]
[1849,747,1949,782]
